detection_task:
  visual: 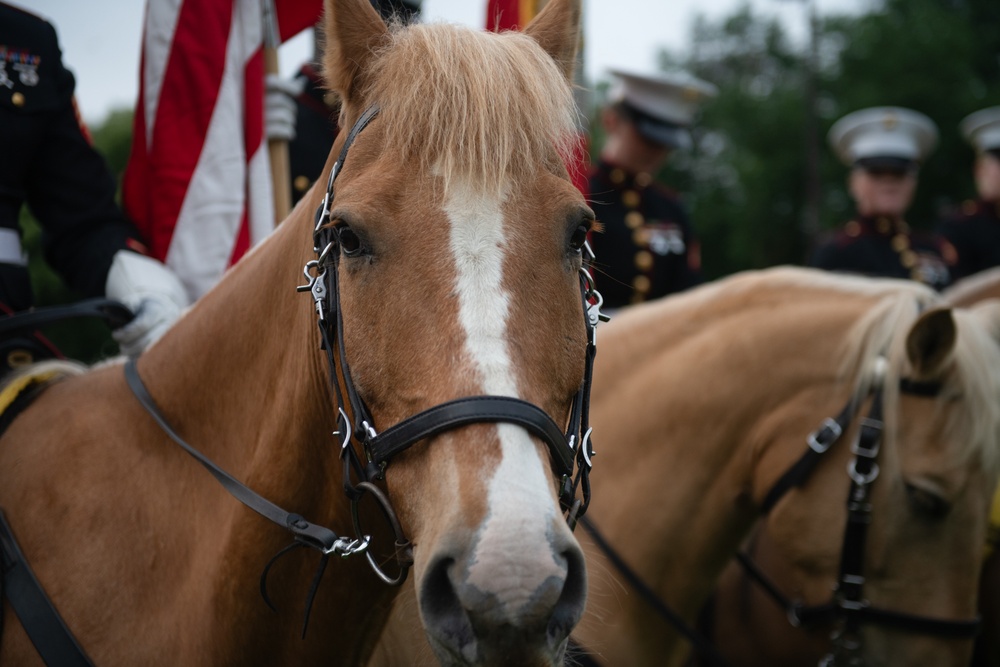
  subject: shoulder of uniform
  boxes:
[1,3,54,30]
[0,3,59,45]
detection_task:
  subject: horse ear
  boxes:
[523,0,582,81]
[322,0,390,105]
[905,308,957,378]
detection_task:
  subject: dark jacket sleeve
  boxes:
[19,15,143,297]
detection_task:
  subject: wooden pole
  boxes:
[263,0,292,225]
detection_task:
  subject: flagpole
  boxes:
[263,0,292,225]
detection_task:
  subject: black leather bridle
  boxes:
[128,104,601,587]
[742,357,982,665]
[306,102,600,531]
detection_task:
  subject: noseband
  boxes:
[743,356,981,664]
[300,105,602,582]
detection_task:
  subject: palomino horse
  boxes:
[370,267,1000,667]
[0,0,597,664]
[705,266,1000,667]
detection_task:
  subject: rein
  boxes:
[742,359,982,665]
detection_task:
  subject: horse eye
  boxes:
[337,226,364,256]
[569,223,590,253]
[905,483,951,520]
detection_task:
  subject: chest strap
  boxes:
[0,510,95,666]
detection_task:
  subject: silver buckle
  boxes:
[808,417,842,453]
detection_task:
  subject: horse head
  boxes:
[747,288,1000,667]
[317,0,590,663]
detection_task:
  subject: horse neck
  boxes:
[137,207,339,516]
[581,290,870,645]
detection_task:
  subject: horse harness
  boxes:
[575,356,981,667]
[740,357,981,665]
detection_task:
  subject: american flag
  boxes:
[122,0,321,301]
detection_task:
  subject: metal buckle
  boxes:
[847,459,880,486]
[851,417,882,458]
[808,417,842,453]
[325,534,371,557]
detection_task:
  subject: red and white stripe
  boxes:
[123,0,319,301]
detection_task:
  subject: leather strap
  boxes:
[369,396,574,473]
[0,298,134,336]
[124,360,347,554]
[579,516,733,667]
[0,510,95,667]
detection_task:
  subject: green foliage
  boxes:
[592,0,1000,279]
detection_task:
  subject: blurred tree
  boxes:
[598,0,1000,280]
[658,5,811,278]
[21,107,135,362]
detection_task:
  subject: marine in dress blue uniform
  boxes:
[809,106,952,290]
[588,69,716,309]
[938,107,1000,280]
[0,2,188,367]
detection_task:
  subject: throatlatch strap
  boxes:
[0,511,95,667]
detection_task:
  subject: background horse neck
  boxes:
[574,271,892,666]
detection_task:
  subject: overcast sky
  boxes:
[20,0,869,124]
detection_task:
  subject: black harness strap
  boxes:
[368,396,574,474]
[760,403,854,513]
[579,516,734,667]
[124,359,357,556]
[0,298,133,336]
[0,511,95,667]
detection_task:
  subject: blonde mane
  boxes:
[841,286,1000,475]
[364,22,578,195]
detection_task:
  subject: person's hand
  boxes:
[265,73,303,142]
[105,251,189,357]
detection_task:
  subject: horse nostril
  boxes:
[419,556,477,663]
[547,546,587,650]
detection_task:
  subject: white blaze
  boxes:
[442,178,563,615]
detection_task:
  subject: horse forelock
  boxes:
[363,22,578,196]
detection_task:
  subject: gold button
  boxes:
[632,228,650,246]
[293,175,311,192]
[7,349,32,367]
[845,220,861,237]
[876,217,892,234]
[610,168,625,184]
[900,250,917,268]
[632,275,651,293]
[622,190,640,208]
[891,234,910,252]
[11,92,24,107]
[634,250,653,271]
[625,211,645,229]
[635,172,653,188]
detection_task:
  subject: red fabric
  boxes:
[122,0,322,299]
[486,0,525,30]
[276,0,324,41]
[124,0,233,262]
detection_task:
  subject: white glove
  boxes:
[265,73,303,142]
[105,250,189,357]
